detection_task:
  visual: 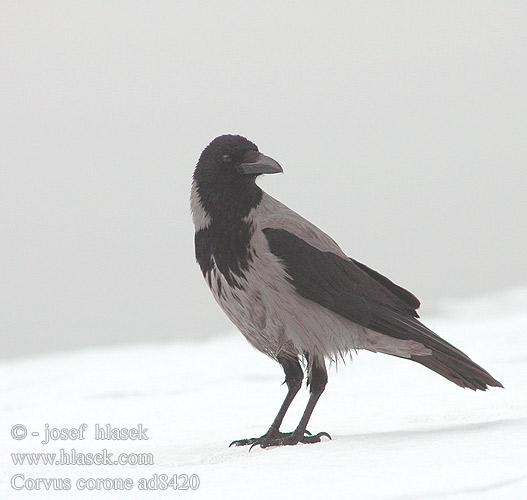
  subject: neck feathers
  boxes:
[192,178,262,288]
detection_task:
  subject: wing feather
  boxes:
[263,228,503,390]
[263,228,469,354]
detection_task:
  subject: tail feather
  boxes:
[411,348,503,391]
[373,311,503,391]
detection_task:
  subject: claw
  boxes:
[229,438,256,447]
[229,429,331,449]
[301,431,332,443]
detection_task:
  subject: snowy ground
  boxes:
[1,290,526,500]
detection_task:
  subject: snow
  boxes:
[1,290,526,499]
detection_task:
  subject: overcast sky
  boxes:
[2,1,526,358]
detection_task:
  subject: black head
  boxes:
[193,135,283,218]
[194,135,282,182]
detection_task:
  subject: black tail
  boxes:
[365,308,503,391]
[411,348,503,391]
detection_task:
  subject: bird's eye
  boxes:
[221,154,232,164]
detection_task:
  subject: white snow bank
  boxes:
[1,290,526,499]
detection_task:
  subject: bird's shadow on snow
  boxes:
[387,475,526,500]
[178,417,527,469]
[333,417,527,443]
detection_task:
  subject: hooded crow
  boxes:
[191,134,503,448]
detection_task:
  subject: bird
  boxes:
[190,134,503,449]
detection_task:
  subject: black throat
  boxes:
[194,174,263,288]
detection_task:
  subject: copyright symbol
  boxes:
[11,424,27,440]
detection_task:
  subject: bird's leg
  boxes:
[230,354,305,447]
[261,356,331,447]
[231,356,331,448]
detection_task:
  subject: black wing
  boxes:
[263,228,502,390]
[264,228,422,334]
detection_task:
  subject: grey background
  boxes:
[2,2,526,359]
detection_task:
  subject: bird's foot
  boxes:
[229,429,309,447]
[230,429,331,449]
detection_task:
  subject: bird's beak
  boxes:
[236,152,283,175]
